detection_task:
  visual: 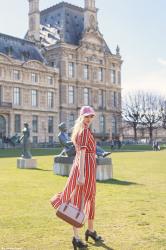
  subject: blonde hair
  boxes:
[71,115,85,145]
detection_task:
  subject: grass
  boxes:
[0,143,163,158]
[0,150,166,250]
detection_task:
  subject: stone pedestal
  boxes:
[53,156,113,180]
[17,158,37,169]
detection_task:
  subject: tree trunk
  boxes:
[133,124,137,142]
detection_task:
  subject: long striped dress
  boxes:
[51,125,96,220]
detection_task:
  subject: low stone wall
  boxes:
[53,156,113,181]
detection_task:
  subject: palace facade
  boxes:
[0,0,122,143]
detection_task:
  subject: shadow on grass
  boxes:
[20,168,52,172]
[88,241,114,250]
[98,178,140,186]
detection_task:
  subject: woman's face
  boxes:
[83,115,95,126]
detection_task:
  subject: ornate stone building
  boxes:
[0,0,122,143]
[0,34,59,144]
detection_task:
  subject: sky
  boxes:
[0,0,166,97]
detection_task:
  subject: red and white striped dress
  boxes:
[51,125,96,220]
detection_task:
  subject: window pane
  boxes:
[31,90,37,107]
[68,62,74,78]
[111,69,116,84]
[15,114,21,133]
[98,68,103,81]
[48,76,53,84]
[83,65,89,80]
[13,70,20,80]
[69,114,74,129]
[68,86,74,104]
[13,87,20,105]
[32,115,38,133]
[84,88,89,105]
[112,116,117,136]
[118,71,121,84]
[33,136,38,144]
[48,92,54,108]
[99,115,105,133]
[48,116,53,133]
[49,136,53,143]
[31,73,38,83]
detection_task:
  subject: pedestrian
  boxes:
[50,106,103,249]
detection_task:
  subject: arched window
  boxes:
[0,115,6,138]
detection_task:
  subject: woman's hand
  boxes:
[77,176,85,186]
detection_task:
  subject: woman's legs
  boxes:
[73,227,80,239]
[88,219,94,232]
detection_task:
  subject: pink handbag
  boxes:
[56,189,86,228]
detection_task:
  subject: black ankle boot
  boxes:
[72,237,88,250]
[85,230,103,242]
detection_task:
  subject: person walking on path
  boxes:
[51,106,103,249]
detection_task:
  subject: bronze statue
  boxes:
[19,123,32,159]
[58,122,111,158]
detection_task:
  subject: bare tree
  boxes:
[161,100,166,129]
[140,92,163,142]
[122,92,142,141]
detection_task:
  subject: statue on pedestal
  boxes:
[58,122,111,158]
[19,123,32,159]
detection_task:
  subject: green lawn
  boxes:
[0,150,166,250]
[0,143,162,158]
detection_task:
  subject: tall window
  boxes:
[32,115,38,133]
[111,69,116,84]
[112,91,117,108]
[48,76,53,85]
[68,86,74,104]
[48,116,53,133]
[31,90,37,107]
[15,114,21,133]
[84,88,90,105]
[83,65,89,80]
[13,87,20,105]
[99,115,105,133]
[112,116,117,136]
[48,92,54,108]
[69,114,75,129]
[99,90,104,108]
[68,62,75,78]
[118,71,121,84]
[13,70,20,80]
[31,73,38,83]
[98,68,103,82]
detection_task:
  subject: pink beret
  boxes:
[80,106,95,117]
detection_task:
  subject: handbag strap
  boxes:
[68,186,84,212]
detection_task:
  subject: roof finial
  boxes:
[116,45,120,55]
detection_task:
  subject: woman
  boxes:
[51,106,103,249]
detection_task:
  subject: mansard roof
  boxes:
[40,1,84,45]
[40,1,111,53]
[0,33,45,62]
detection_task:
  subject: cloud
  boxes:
[157,58,166,66]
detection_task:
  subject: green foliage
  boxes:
[0,151,166,249]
